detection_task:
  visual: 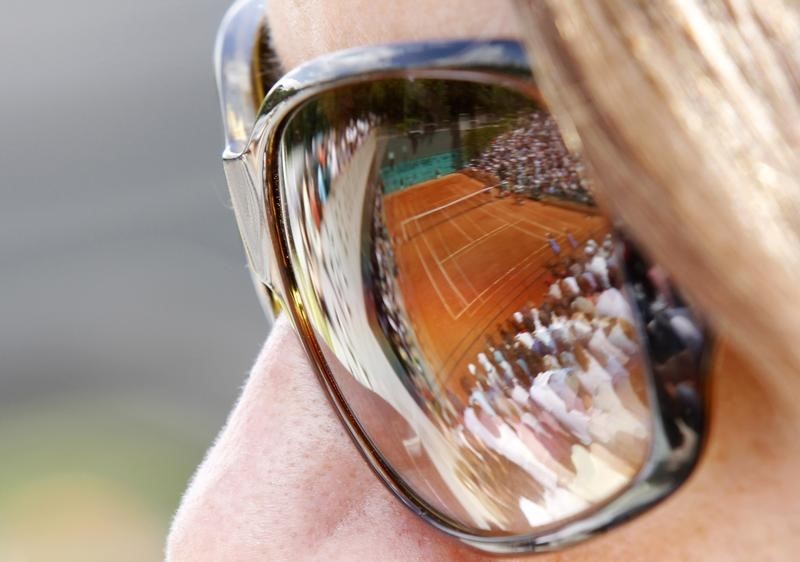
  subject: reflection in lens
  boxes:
[278,79,703,535]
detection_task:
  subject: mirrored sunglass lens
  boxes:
[278,78,700,535]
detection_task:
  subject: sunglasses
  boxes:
[214,0,712,554]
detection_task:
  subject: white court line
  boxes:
[432,196,473,261]
[435,190,496,260]
[517,215,574,235]
[446,211,473,243]
[461,198,550,244]
[483,198,582,233]
[402,203,469,316]
[450,250,479,296]
[525,212,585,232]
[480,202,589,254]
[399,184,497,228]
[452,195,497,305]
[509,221,551,241]
[450,243,552,320]
[421,231,469,308]
[436,192,482,295]
[481,203,552,235]
[440,192,524,263]
[441,221,514,263]
[470,198,536,234]
[434,188,501,299]
[411,231,460,319]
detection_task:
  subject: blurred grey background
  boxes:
[0,1,268,559]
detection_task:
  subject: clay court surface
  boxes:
[383,172,609,391]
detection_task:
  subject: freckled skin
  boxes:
[166,2,800,559]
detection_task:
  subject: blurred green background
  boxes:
[0,1,267,560]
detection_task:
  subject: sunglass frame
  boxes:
[216,4,712,552]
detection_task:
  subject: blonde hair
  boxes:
[515,1,800,378]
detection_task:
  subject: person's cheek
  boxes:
[165,316,484,561]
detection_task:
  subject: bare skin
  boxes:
[166,1,800,559]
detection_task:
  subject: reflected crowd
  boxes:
[467,111,592,205]
[370,189,436,401]
[451,235,651,518]
[302,114,378,222]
